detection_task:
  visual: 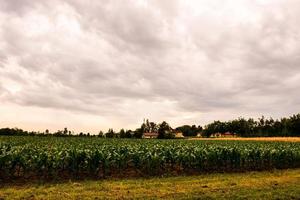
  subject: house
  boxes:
[196,132,203,137]
[211,132,222,137]
[174,131,184,138]
[222,132,237,137]
[143,132,159,139]
[211,132,236,138]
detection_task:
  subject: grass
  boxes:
[1,169,300,199]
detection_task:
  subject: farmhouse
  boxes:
[211,132,236,138]
[174,131,184,138]
[222,132,237,137]
[196,132,203,137]
[143,132,159,139]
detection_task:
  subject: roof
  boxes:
[143,132,159,136]
[223,132,236,135]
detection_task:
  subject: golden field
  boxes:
[190,137,300,142]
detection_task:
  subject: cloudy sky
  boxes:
[0,0,300,133]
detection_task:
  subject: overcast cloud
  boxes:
[0,0,300,133]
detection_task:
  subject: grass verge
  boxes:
[1,169,300,199]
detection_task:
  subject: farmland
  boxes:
[1,136,300,181]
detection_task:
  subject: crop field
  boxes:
[1,136,300,181]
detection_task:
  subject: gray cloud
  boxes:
[1,0,300,131]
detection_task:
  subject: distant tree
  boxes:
[139,119,157,133]
[98,130,104,138]
[63,128,68,135]
[125,130,133,138]
[134,119,155,138]
[145,119,150,132]
[203,121,226,137]
[106,128,115,138]
[289,114,300,136]
[149,122,158,133]
[1,113,300,138]
[53,130,63,137]
[0,128,28,136]
[133,128,143,138]
[158,121,174,139]
[176,125,202,137]
[119,129,126,138]
[140,120,147,133]
[29,131,35,136]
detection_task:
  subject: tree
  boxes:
[119,129,126,138]
[289,114,300,136]
[63,127,68,135]
[125,130,133,138]
[54,130,63,136]
[105,128,115,138]
[98,131,104,138]
[0,128,28,136]
[139,119,157,133]
[157,121,174,139]
[175,125,202,137]
[133,128,143,138]
[149,122,158,133]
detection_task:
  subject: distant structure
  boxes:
[196,132,203,137]
[142,132,159,139]
[211,132,237,138]
[174,131,184,138]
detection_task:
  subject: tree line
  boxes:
[1,113,300,138]
[203,114,300,137]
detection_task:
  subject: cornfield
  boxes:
[1,136,300,180]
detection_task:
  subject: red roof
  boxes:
[223,132,235,135]
[143,132,158,136]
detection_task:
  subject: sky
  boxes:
[0,0,300,133]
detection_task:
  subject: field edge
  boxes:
[1,168,300,200]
